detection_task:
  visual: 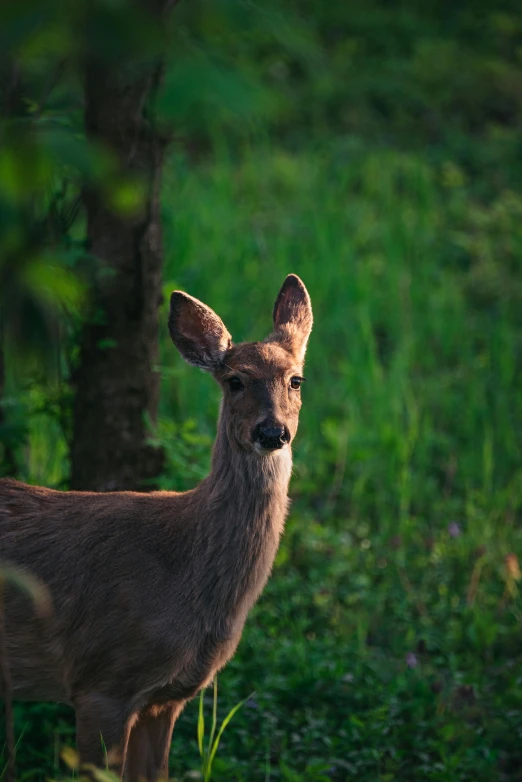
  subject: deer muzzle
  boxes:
[253,422,289,450]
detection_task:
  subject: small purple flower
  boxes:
[448,521,461,538]
[406,652,418,669]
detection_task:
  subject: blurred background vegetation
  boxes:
[1,0,522,779]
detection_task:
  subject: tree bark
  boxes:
[0,61,24,480]
[70,5,175,491]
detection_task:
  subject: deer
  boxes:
[0,274,313,781]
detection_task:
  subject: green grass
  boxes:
[158,144,522,781]
[9,139,522,780]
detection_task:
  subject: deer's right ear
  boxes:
[168,292,232,370]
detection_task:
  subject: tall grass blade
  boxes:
[197,688,205,757]
[207,693,253,771]
[207,677,218,771]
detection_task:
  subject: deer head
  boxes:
[168,274,313,454]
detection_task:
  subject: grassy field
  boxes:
[9,138,522,780]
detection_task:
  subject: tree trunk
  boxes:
[70,5,175,491]
[0,61,24,480]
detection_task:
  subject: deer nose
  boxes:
[254,422,289,450]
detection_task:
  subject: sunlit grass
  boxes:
[198,678,251,782]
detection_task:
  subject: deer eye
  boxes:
[227,377,243,392]
[290,376,304,390]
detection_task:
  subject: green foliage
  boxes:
[149,416,212,492]
[3,0,522,780]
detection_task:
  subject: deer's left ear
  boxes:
[272,274,313,362]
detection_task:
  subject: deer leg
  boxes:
[74,693,134,777]
[125,703,183,782]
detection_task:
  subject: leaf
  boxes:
[22,257,85,313]
[279,761,302,782]
[61,746,79,770]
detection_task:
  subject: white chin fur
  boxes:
[253,442,287,456]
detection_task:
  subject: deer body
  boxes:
[0,276,312,780]
[1,424,290,707]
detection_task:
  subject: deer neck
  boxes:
[205,406,292,520]
[190,406,292,629]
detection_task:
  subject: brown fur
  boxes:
[0,274,313,780]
